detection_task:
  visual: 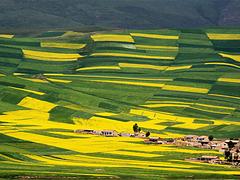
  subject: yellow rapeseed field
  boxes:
[219,53,240,62]
[165,65,192,71]
[91,53,175,60]
[23,49,82,61]
[208,93,240,100]
[207,33,240,40]
[76,66,120,71]
[18,97,57,112]
[54,74,172,81]
[142,104,190,108]
[91,34,134,43]
[0,34,14,38]
[89,79,165,88]
[162,85,209,94]
[10,87,45,95]
[19,77,49,83]
[130,33,179,39]
[195,103,235,110]
[119,63,167,70]
[41,42,86,49]
[218,77,240,83]
[205,62,240,69]
[46,78,72,83]
[136,45,178,50]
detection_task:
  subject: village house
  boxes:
[197,155,220,162]
[215,141,229,152]
[74,129,94,134]
[134,132,146,138]
[100,130,118,137]
[225,139,239,146]
[184,135,198,142]
[196,136,209,143]
[188,156,221,164]
[119,132,132,137]
[144,137,163,144]
[75,129,119,137]
[93,130,102,135]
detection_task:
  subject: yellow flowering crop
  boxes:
[162,85,209,94]
[18,97,57,112]
[91,34,134,43]
[136,45,178,50]
[207,33,240,40]
[142,104,190,108]
[130,33,179,40]
[89,79,165,88]
[46,78,72,83]
[119,63,167,70]
[218,77,240,83]
[76,66,120,71]
[166,65,192,71]
[219,53,240,62]
[91,53,175,60]
[0,34,14,38]
[10,87,45,95]
[23,49,82,61]
[41,42,86,49]
[205,62,240,69]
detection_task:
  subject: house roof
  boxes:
[102,130,117,132]
[201,156,219,159]
[225,140,239,143]
[149,137,160,140]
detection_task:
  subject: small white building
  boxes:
[184,135,198,142]
[216,142,229,152]
[93,130,102,135]
[135,132,146,138]
[100,130,118,137]
[196,136,209,142]
[119,132,131,137]
[74,129,94,134]
[144,137,163,144]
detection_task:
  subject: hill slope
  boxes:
[0,0,240,30]
[0,28,240,178]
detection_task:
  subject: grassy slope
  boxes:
[0,28,239,178]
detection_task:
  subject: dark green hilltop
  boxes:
[0,0,240,31]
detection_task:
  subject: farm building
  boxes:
[101,130,118,137]
[144,137,163,144]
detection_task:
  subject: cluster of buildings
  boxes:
[143,134,240,166]
[74,129,146,138]
[144,134,240,166]
[75,129,239,166]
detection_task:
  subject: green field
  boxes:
[0,29,240,179]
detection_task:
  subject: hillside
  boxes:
[0,0,240,30]
[0,28,240,178]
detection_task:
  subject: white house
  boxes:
[100,130,118,137]
[119,132,132,137]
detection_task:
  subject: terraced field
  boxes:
[0,29,240,179]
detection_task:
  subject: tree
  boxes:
[208,135,214,141]
[224,150,230,160]
[138,127,141,133]
[227,140,235,149]
[133,123,139,133]
[146,131,150,137]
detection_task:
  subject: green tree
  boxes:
[208,135,214,141]
[133,123,139,133]
[227,140,235,149]
[146,131,150,137]
[138,127,141,133]
[224,150,230,160]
